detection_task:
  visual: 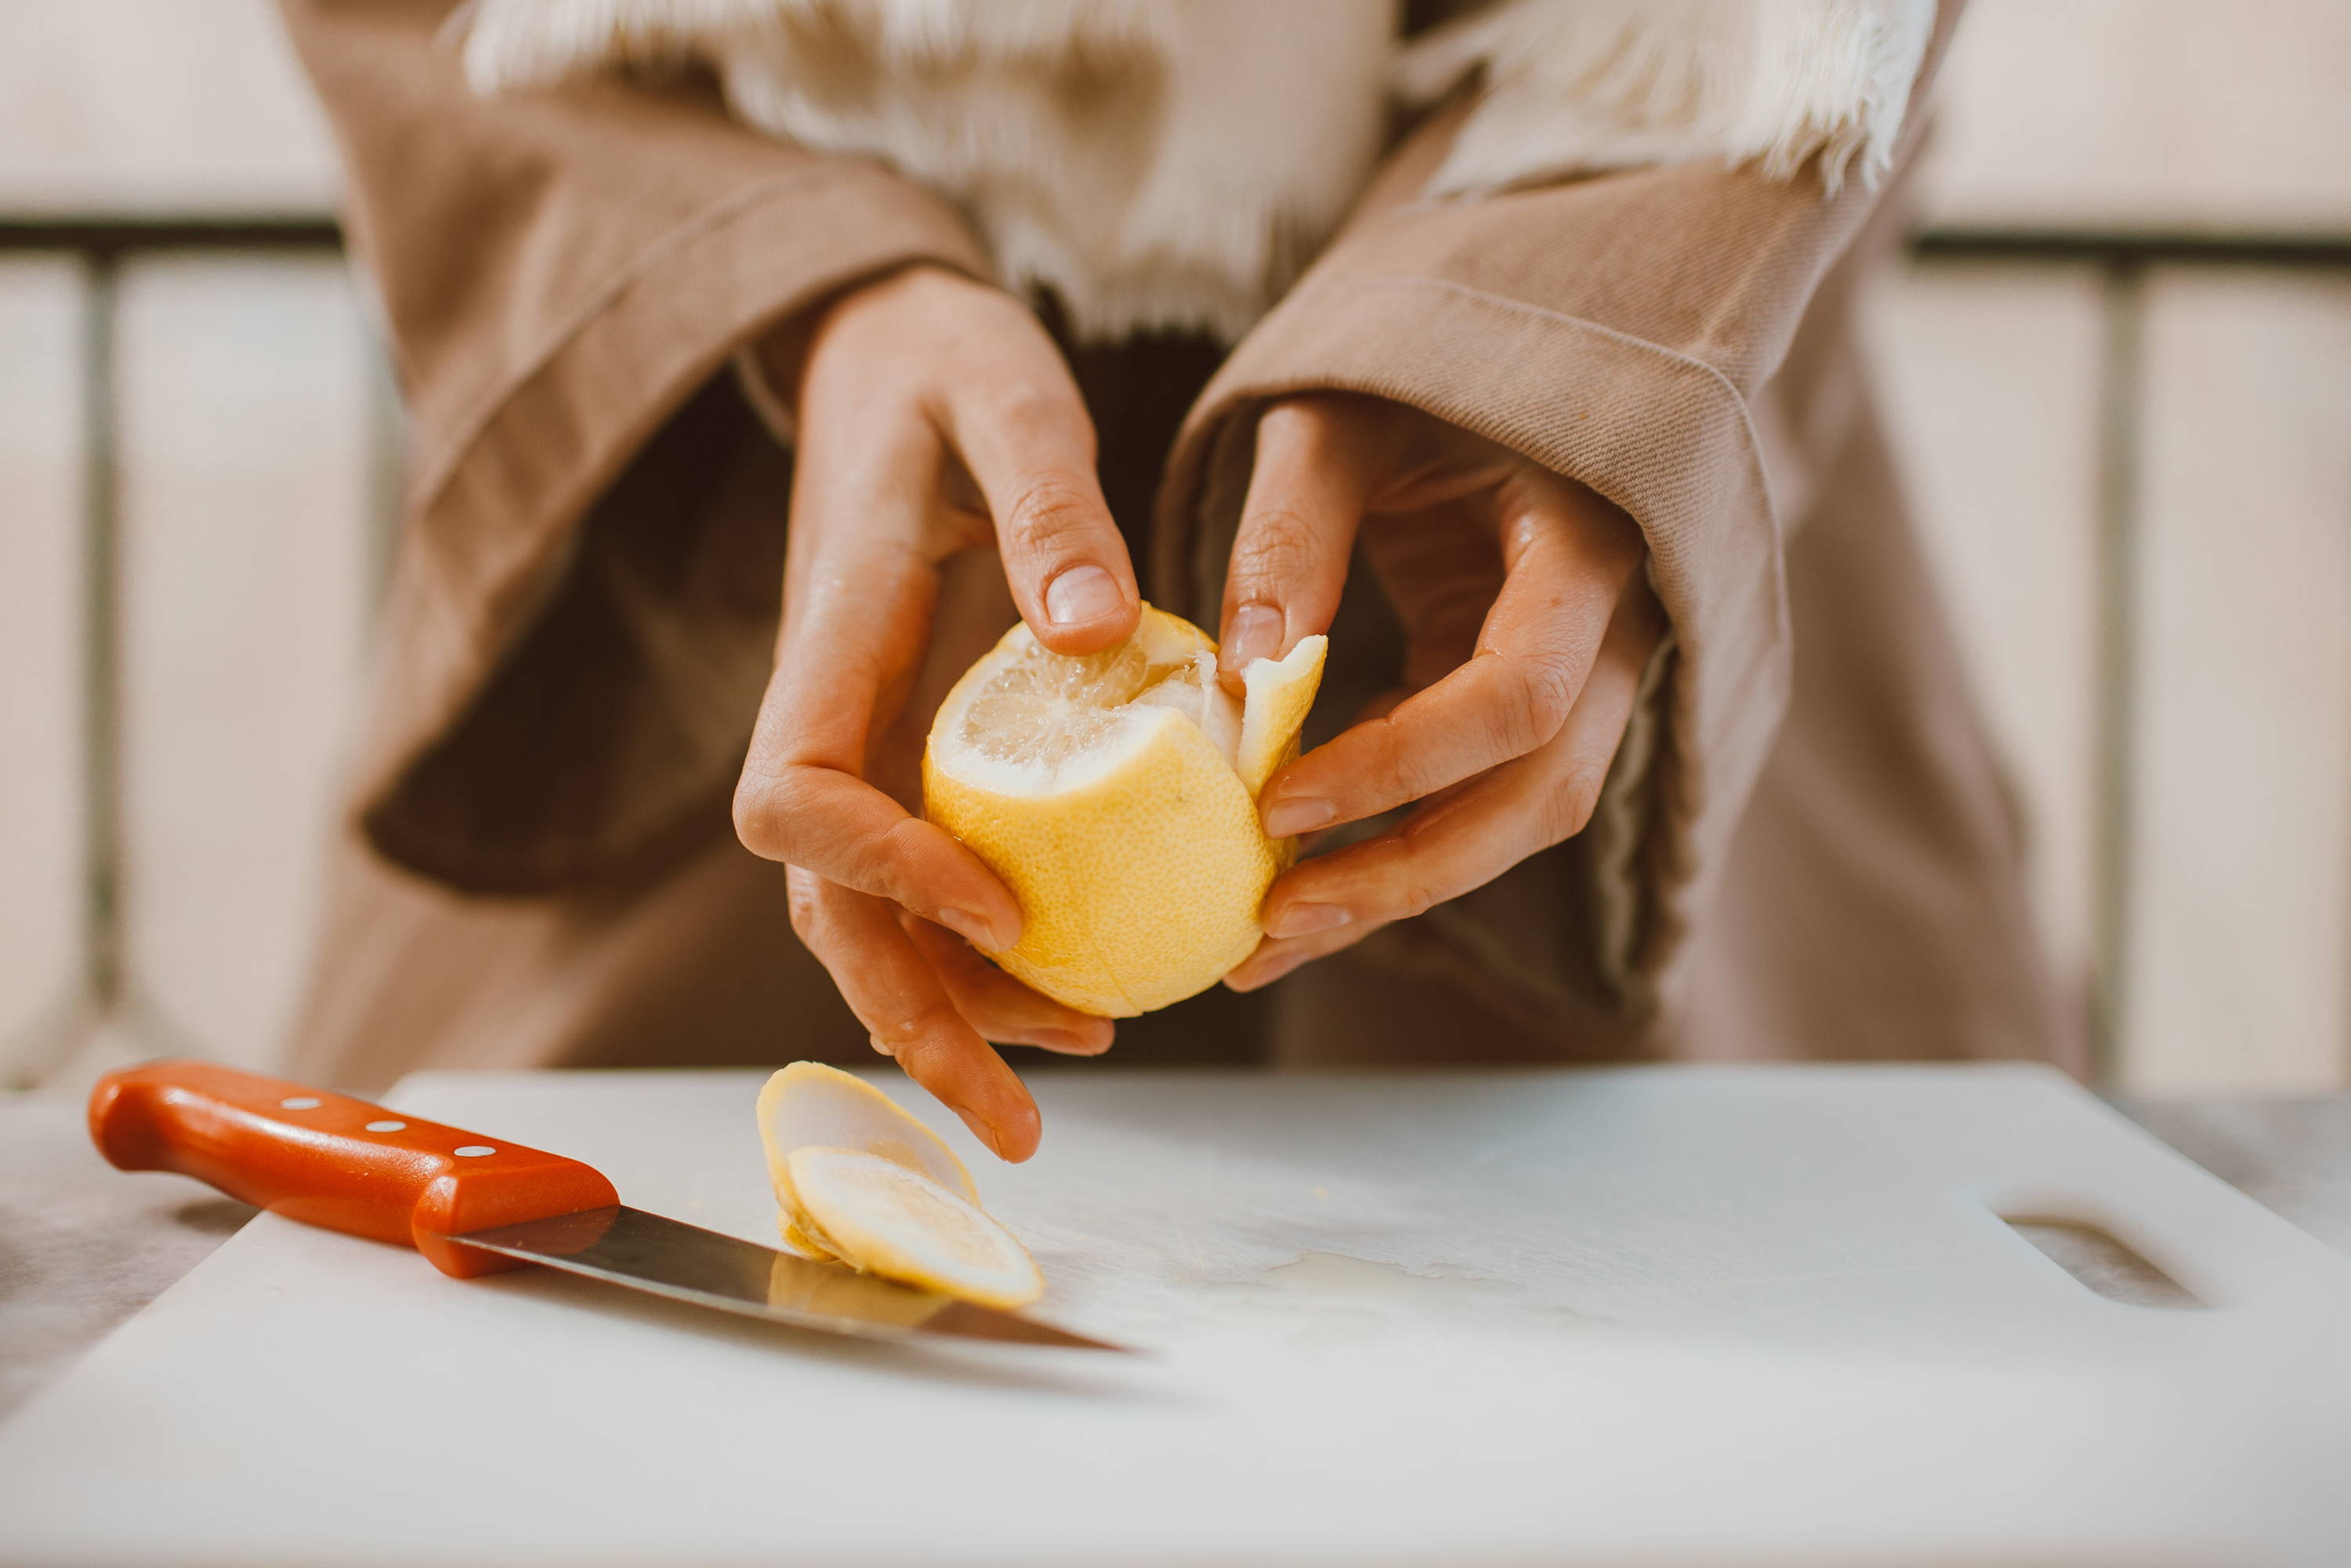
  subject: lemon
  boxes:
[922,605,1325,1016]
[757,1063,1044,1306]
[787,1148,1042,1310]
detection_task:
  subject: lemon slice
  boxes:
[758,1063,978,1259]
[922,604,1326,1016]
[757,1063,1043,1305]
[786,1147,1045,1309]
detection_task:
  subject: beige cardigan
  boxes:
[277,0,2074,1089]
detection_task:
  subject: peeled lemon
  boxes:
[922,604,1325,1016]
[756,1063,1045,1308]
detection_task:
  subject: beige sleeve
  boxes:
[1155,3,1962,1027]
[278,0,994,892]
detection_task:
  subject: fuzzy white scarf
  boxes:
[459,0,1933,342]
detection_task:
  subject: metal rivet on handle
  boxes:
[453,1146,496,1157]
[279,1096,321,1110]
[365,1120,406,1132]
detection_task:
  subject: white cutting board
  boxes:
[5,1064,2349,1566]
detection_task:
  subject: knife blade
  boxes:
[88,1059,1124,1352]
[449,1204,1118,1348]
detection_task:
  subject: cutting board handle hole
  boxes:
[1998,1215,2206,1309]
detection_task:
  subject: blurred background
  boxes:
[2,0,2346,1095]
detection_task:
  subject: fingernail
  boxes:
[1262,797,1336,838]
[940,907,1010,951]
[1266,902,1350,939]
[1045,564,1122,626]
[1224,603,1282,669]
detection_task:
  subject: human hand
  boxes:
[1217,393,1665,992]
[732,265,1136,1161]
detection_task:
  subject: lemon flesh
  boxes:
[787,1147,1045,1309]
[922,605,1325,1016]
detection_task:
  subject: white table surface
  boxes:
[5,1077,2349,1423]
[5,1066,2349,1568]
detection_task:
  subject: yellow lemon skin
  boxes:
[925,708,1281,1017]
[922,609,1320,1018]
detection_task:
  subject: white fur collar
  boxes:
[1401,0,1934,199]
[459,0,1932,342]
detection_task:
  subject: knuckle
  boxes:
[785,896,820,947]
[1519,650,1585,735]
[731,775,784,857]
[1370,743,1432,809]
[782,871,829,946]
[1002,476,1107,550]
[874,1001,967,1056]
[1541,763,1610,845]
[1229,509,1320,585]
[732,765,820,860]
[1365,716,1444,807]
[1493,652,1581,754]
[1391,878,1443,922]
[868,817,936,900]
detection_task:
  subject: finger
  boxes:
[735,445,1023,951]
[941,356,1138,656]
[788,869,1042,1161]
[902,914,1116,1056]
[1216,397,1374,692]
[1259,578,1662,940]
[1223,916,1391,993]
[1259,469,1643,838]
[736,744,1020,951]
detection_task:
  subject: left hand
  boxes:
[1217,393,1666,993]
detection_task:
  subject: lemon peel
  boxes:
[755,1063,1042,1306]
[922,603,1325,1016]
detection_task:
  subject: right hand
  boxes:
[731,265,1136,1161]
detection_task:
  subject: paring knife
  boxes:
[88,1060,1123,1352]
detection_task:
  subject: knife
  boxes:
[88,1059,1123,1352]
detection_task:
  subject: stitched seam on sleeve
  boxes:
[1335,273,1752,418]
[1323,271,1777,534]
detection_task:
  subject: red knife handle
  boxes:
[88,1059,619,1278]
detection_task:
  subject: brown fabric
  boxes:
[1676,397,2077,1069]
[377,375,788,890]
[283,0,2071,1090]
[282,0,994,889]
[293,795,1272,1095]
[1150,0,2064,1060]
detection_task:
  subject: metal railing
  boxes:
[5,216,2349,1088]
